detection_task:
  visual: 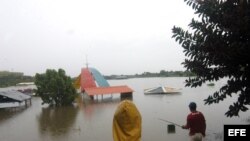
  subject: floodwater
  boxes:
[0,77,249,141]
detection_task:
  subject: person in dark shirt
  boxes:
[182,102,206,141]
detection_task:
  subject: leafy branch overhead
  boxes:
[172,0,250,117]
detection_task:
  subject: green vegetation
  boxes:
[35,69,77,106]
[104,70,195,79]
[0,71,34,87]
[172,0,250,117]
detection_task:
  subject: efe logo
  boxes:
[224,125,249,141]
[228,129,246,136]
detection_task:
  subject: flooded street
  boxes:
[1,77,249,141]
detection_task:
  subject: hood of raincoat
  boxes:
[112,100,141,141]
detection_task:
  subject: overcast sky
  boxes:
[0,0,195,77]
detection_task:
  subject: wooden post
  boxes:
[25,100,28,107]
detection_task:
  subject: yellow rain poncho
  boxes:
[113,100,142,141]
[73,74,81,89]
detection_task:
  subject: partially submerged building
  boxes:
[0,90,32,108]
[74,67,133,100]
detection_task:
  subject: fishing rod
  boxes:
[158,118,182,127]
[158,118,218,135]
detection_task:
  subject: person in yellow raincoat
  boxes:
[112,100,142,141]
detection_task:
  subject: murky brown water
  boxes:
[1,77,249,141]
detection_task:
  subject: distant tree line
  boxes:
[1,70,195,87]
[0,71,34,87]
[104,70,195,79]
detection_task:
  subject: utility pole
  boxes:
[85,55,89,68]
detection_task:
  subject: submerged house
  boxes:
[74,67,133,100]
[144,86,181,95]
[0,90,32,108]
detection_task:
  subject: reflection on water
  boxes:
[0,108,26,123]
[0,77,249,141]
[38,106,79,136]
[80,96,121,120]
